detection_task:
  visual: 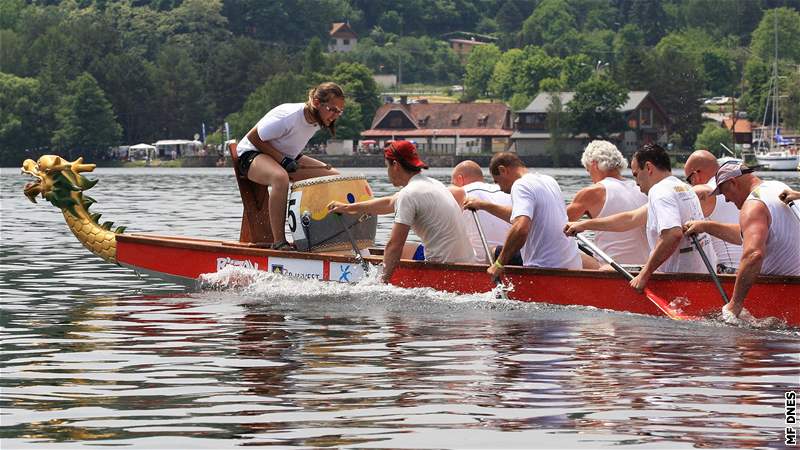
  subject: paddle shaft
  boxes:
[575,234,690,320]
[690,234,729,304]
[335,214,370,274]
[789,200,800,223]
[470,209,508,299]
[575,234,634,281]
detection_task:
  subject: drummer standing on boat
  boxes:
[683,150,743,273]
[567,140,648,266]
[565,143,713,290]
[235,82,342,250]
[472,152,581,279]
[449,160,513,264]
[684,161,800,320]
[328,140,476,282]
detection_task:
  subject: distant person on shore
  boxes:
[566,140,648,266]
[684,161,800,321]
[467,152,582,280]
[448,160,515,264]
[236,82,342,250]
[683,150,743,273]
[565,144,713,291]
[328,141,476,283]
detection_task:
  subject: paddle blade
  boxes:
[644,288,694,321]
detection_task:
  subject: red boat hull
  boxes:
[117,234,800,326]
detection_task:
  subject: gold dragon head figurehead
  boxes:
[21,155,98,216]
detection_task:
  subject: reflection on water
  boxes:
[1,166,798,449]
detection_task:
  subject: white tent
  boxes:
[128,143,156,160]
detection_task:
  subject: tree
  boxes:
[0,73,50,165]
[546,91,567,166]
[750,7,800,63]
[51,72,122,160]
[464,44,501,98]
[303,37,326,74]
[520,0,579,56]
[566,76,628,139]
[694,122,733,155]
[331,62,381,131]
[151,45,211,138]
[226,72,310,140]
[611,24,652,90]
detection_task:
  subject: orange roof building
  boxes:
[329,22,357,53]
[362,101,512,155]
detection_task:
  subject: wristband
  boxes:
[493,260,503,269]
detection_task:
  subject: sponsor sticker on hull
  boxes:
[269,257,324,280]
[330,262,364,283]
[216,256,265,272]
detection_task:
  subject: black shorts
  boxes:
[238,151,304,176]
[238,150,260,176]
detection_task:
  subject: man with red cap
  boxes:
[684,160,800,321]
[328,140,476,282]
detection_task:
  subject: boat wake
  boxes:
[197,265,514,310]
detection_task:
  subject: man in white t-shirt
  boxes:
[684,161,800,320]
[328,141,476,282]
[448,160,514,264]
[683,150,743,273]
[567,140,649,265]
[565,144,713,291]
[470,152,580,280]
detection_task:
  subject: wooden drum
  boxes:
[288,175,378,253]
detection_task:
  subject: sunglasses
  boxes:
[322,104,344,115]
[685,169,700,185]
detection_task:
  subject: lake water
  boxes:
[2,165,799,449]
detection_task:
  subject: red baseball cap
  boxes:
[384,140,428,169]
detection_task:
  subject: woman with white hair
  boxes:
[566,140,649,265]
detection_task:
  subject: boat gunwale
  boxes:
[118,233,800,285]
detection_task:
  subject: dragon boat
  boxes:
[20,153,800,326]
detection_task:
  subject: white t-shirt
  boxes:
[646,176,713,273]
[394,174,477,264]
[595,177,649,265]
[510,173,581,270]
[745,180,800,276]
[236,103,319,158]
[705,177,743,269]
[462,181,513,263]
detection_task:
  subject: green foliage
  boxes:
[546,91,567,166]
[0,73,50,165]
[331,62,382,131]
[694,122,733,155]
[303,37,327,74]
[226,72,310,140]
[52,72,122,160]
[750,7,800,63]
[566,76,628,139]
[464,43,501,98]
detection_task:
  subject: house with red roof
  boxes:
[361,100,513,155]
[329,22,357,53]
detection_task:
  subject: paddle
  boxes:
[690,234,730,304]
[470,209,509,300]
[575,233,692,321]
[788,200,800,223]
[335,213,370,274]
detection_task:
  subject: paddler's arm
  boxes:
[564,204,647,236]
[683,220,743,245]
[381,223,410,283]
[246,128,285,162]
[463,197,512,222]
[629,226,682,292]
[725,201,769,318]
[328,194,397,216]
[488,216,530,278]
[566,184,604,221]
